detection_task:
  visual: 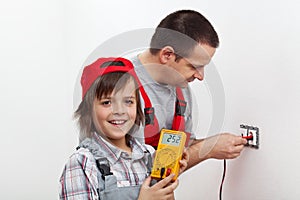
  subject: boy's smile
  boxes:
[92,79,137,148]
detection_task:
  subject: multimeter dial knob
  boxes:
[155,148,177,168]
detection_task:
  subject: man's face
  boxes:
[168,43,216,87]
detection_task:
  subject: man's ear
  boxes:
[159,46,175,64]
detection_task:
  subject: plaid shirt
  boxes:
[59,132,154,200]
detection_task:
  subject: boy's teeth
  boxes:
[111,120,125,125]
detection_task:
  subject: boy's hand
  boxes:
[179,148,189,175]
[138,174,178,200]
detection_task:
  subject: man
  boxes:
[130,9,247,169]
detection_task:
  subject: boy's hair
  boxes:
[74,59,144,140]
[150,10,219,60]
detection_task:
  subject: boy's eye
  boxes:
[101,100,111,105]
[125,100,133,104]
[125,99,135,105]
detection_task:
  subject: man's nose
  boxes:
[194,68,204,81]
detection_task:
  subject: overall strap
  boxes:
[95,158,118,198]
[143,148,153,174]
[75,145,114,196]
[131,71,160,147]
[173,88,190,147]
[131,66,188,148]
[172,87,186,131]
[139,86,188,148]
[96,158,113,181]
[77,140,113,180]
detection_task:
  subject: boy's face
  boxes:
[92,79,137,147]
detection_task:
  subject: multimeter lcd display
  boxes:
[161,133,181,146]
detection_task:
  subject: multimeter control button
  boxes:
[160,168,165,178]
[166,168,172,176]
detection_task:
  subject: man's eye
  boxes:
[196,65,204,69]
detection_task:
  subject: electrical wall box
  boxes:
[240,124,259,149]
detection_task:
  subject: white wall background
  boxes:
[1,0,300,199]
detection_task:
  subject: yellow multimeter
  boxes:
[151,129,186,181]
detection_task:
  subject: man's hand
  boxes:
[187,133,247,169]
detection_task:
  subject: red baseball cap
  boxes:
[80,57,140,99]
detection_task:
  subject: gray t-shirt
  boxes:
[130,56,195,143]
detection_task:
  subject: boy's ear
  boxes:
[159,46,175,64]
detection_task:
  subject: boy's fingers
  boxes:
[162,179,179,194]
[153,174,175,189]
[179,160,187,168]
[183,149,189,161]
[168,179,179,190]
[141,176,151,187]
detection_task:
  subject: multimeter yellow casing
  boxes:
[151,129,186,181]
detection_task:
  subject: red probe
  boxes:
[242,132,253,140]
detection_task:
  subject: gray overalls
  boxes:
[80,138,153,200]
